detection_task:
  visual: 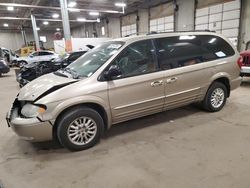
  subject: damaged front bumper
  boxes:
[6,100,53,142]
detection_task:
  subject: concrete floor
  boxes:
[0,69,250,188]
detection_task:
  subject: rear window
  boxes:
[155,35,235,70]
[39,52,53,56]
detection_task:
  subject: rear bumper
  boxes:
[6,106,53,142]
[231,76,242,90]
[240,66,250,76]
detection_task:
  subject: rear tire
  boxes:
[56,107,104,151]
[202,82,227,112]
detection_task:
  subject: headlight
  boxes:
[21,103,46,118]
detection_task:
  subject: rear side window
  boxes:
[155,35,235,70]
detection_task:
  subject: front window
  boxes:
[110,40,158,78]
[66,41,125,78]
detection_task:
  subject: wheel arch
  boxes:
[209,73,231,97]
[53,102,110,140]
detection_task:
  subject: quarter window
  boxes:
[111,40,158,78]
[155,35,235,70]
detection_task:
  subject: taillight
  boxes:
[237,56,243,68]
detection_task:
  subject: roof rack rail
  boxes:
[124,31,149,37]
[146,30,215,35]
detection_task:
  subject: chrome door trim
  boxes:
[165,87,201,98]
[114,96,165,110]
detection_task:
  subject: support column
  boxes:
[21,26,27,46]
[30,14,40,51]
[138,9,149,34]
[175,0,195,31]
[59,0,72,52]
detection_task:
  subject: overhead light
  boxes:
[68,1,77,8]
[7,6,14,11]
[77,18,86,22]
[43,21,49,25]
[56,28,61,31]
[68,8,80,12]
[97,18,100,22]
[36,27,40,31]
[52,13,59,19]
[3,23,9,27]
[105,10,120,13]
[115,2,127,7]
[89,12,100,16]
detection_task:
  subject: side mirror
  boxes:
[29,54,34,58]
[103,65,122,80]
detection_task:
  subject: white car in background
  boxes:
[17,51,59,67]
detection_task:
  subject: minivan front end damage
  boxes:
[6,73,78,142]
[6,99,53,141]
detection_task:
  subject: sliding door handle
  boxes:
[151,80,163,87]
[166,77,178,84]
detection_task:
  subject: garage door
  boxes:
[195,0,240,46]
[121,24,137,37]
[149,2,174,32]
[150,16,174,32]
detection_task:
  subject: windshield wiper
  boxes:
[63,68,80,79]
[54,71,68,78]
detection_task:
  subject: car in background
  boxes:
[17,50,59,67]
[239,50,250,77]
[0,58,10,76]
[17,50,88,87]
[9,53,20,67]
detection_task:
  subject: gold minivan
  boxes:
[6,32,241,151]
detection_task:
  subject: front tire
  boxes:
[202,82,227,112]
[56,107,104,151]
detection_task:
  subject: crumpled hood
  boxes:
[24,61,40,68]
[18,73,77,101]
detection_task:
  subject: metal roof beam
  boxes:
[0,3,123,14]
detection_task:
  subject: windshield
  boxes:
[66,41,125,78]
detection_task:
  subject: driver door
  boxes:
[107,39,165,124]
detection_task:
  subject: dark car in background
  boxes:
[0,58,10,77]
[17,50,87,87]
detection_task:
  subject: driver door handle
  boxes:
[151,80,163,87]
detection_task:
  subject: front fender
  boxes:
[39,95,112,128]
